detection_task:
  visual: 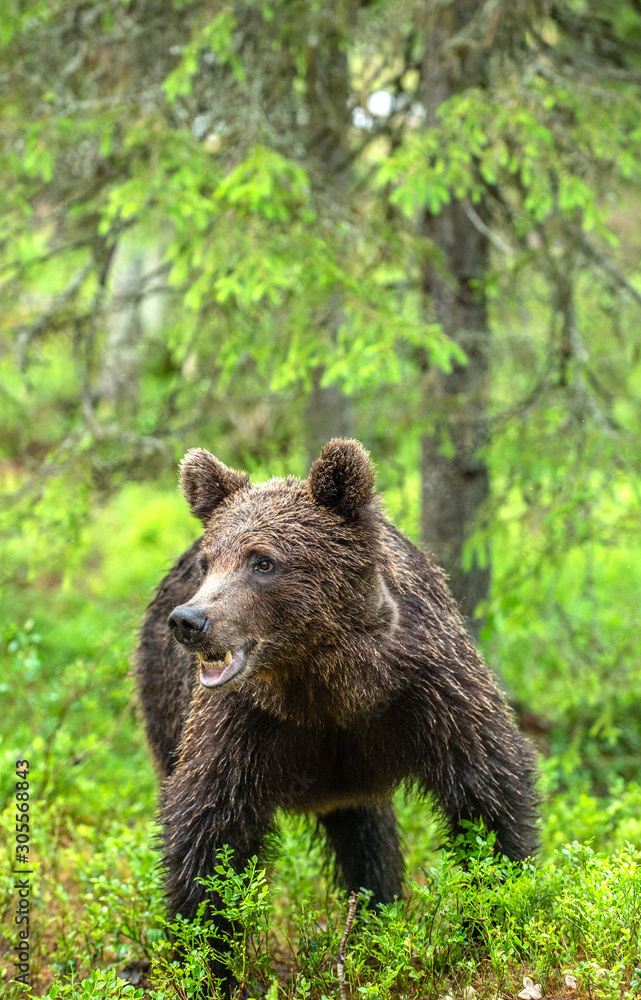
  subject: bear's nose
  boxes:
[168,605,210,644]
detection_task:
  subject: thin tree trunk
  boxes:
[420,2,491,631]
[304,10,353,458]
[98,248,145,420]
[307,369,352,465]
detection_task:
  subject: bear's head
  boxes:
[167,439,398,694]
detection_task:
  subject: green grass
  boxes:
[3,803,640,999]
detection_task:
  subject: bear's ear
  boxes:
[179,448,249,523]
[308,438,376,520]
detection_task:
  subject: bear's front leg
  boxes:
[161,697,277,994]
[412,685,539,862]
[163,768,271,993]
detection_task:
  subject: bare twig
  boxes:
[464,201,514,255]
[14,261,93,368]
[337,891,359,1000]
[0,236,96,278]
[574,230,641,310]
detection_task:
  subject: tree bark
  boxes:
[303,8,353,459]
[307,369,352,465]
[420,1,491,630]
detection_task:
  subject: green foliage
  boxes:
[76,824,166,963]
[35,968,144,1000]
[0,0,465,578]
[381,80,641,236]
[163,11,245,101]
[35,824,641,1000]
[150,847,273,995]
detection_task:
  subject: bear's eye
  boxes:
[254,557,274,573]
[199,558,208,576]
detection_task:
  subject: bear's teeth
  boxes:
[198,654,225,667]
[224,651,232,665]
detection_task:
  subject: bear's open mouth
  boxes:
[197,641,255,688]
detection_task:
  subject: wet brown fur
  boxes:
[136,439,538,974]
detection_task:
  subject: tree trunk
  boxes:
[420,2,491,631]
[304,9,353,459]
[306,369,352,465]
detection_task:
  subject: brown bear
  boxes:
[136,439,538,979]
